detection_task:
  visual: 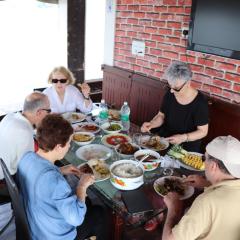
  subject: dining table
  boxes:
[61,117,203,240]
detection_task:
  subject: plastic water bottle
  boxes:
[120,101,130,132]
[98,99,108,124]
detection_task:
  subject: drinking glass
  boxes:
[162,168,174,176]
[132,133,142,146]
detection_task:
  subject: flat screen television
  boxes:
[187,0,240,60]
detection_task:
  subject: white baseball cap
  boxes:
[206,136,240,178]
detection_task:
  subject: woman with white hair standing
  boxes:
[141,61,209,152]
[43,66,93,114]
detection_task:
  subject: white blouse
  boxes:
[43,85,93,114]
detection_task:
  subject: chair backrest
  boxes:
[0,159,31,240]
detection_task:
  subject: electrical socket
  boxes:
[182,28,189,37]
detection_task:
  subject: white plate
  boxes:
[62,112,86,124]
[72,132,95,146]
[137,135,169,151]
[100,122,123,134]
[78,162,110,182]
[75,144,112,161]
[176,152,204,172]
[101,133,132,148]
[72,122,100,134]
[115,143,140,159]
[153,176,194,200]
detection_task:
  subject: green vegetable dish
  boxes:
[106,124,121,131]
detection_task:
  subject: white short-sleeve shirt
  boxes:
[43,85,93,114]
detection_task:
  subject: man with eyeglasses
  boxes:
[162,135,240,240]
[141,61,209,152]
[0,92,50,181]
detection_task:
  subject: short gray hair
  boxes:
[23,92,48,112]
[164,61,192,84]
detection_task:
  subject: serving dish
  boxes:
[134,149,161,171]
[115,142,140,159]
[136,134,169,151]
[100,122,123,134]
[176,152,204,171]
[109,160,144,190]
[78,159,110,182]
[101,133,131,148]
[72,132,95,146]
[153,176,194,200]
[72,122,100,134]
[75,144,112,161]
[62,112,86,124]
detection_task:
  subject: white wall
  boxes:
[85,0,106,81]
[104,0,116,66]
[0,0,67,113]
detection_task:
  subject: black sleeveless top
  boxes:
[158,90,209,152]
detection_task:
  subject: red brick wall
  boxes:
[114,0,240,103]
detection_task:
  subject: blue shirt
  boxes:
[17,152,86,240]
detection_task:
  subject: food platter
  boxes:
[100,122,123,134]
[62,112,86,124]
[72,122,100,134]
[108,109,120,121]
[136,134,169,151]
[78,160,110,182]
[101,133,131,148]
[153,176,194,200]
[72,132,95,146]
[115,143,140,158]
[75,144,112,161]
[176,152,204,172]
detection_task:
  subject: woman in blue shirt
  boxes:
[17,114,104,240]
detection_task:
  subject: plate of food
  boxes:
[108,109,120,121]
[115,142,140,158]
[101,122,123,134]
[101,133,131,148]
[167,145,205,171]
[153,176,194,200]
[137,134,169,151]
[72,132,95,146]
[72,122,100,134]
[75,144,112,161]
[78,159,110,182]
[62,112,86,124]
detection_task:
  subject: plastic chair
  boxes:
[0,159,31,240]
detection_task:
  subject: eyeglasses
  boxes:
[40,108,51,113]
[169,81,187,92]
[203,153,215,162]
[52,79,67,84]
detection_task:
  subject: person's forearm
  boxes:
[150,112,165,129]
[76,186,87,202]
[162,210,180,240]
[185,126,208,142]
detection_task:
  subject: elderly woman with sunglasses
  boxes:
[43,66,93,114]
[141,61,209,152]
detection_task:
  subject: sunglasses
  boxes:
[40,108,51,113]
[52,79,67,84]
[169,81,187,92]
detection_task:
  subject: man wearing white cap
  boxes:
[162,135,240,240]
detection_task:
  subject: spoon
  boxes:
[137,154,150,166]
